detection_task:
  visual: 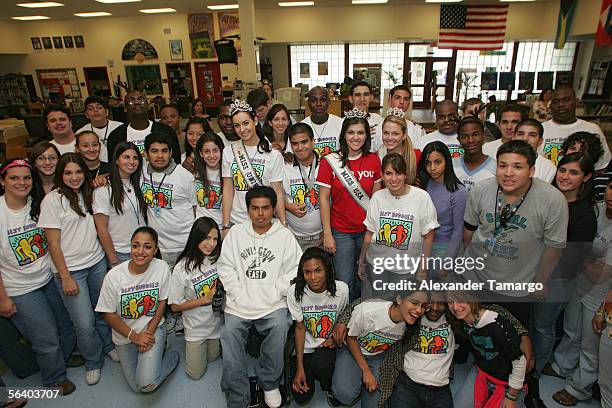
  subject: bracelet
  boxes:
[220,223,233,230]
[505,391,518,401]
[127,329,133,341]
[595,310,605,317]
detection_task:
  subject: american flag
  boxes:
[438,4,508,50]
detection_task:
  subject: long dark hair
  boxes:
[553,151,595,205]
[194,132,225,191]
[262,104,292,150]
[291,247,337,302]
[338,117,371,167]
[109,142,148,223]
[191,98,205,117]
[54,153,93,217]
[418,141,463,193]
[0,159,45,221]
[231,109,271,154]
[28,142,60,198]
[175,217,222,272]
[184,117,213,158]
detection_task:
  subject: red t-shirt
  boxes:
[317,153,382,233]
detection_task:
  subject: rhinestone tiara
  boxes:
[229,99,252,115]
[343,107,368,119]
[386,107,406,118]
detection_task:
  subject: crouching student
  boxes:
[287,247,349,404]
[217,185,302,408]
[330,291,429,407]
[168,217,222,380]
[95,227,180,393]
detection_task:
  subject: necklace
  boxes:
[311,120,329,140]
[122,183,140,223]
[91,122,109,145]
[494,180,532,236]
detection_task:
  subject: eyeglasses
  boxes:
[499,204,512,228]
[126,97,147,106]
[36,155,58,163]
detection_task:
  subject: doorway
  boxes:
[83,67,111,98]
[193,62,223,116]
[166,63,194,116]
[406,45,456,109]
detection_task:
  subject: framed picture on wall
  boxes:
[42,37,52,50]
[31,37,42,50]
[53,37,63,49]
[63,36,74,48]
[74,35,84,48]
[169,40,183,60]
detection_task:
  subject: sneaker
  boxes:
[326,391,342,408]
[107,349,119,362]
[175,314,184,336]
[164,313,176,334]
[66,354,85,367]
[85,369,101,385]
[53,379,76,396]
[263,388,282,408]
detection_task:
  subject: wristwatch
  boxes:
[220,223,233,230]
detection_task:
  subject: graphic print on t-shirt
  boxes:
[376,211,414,250]
[419,326,450,354]
[7,227,47,266]
[448,145,465,159]
[358,330,401,353]
[289,180,320,211]
[543,141,563,166]
[141,182,173,209]
[195,180,222,209]
[240,246,276,280]
[121,288,159,319]
[314,140,336,157]
[484,211,528,259]
[231,163,264,191]
[192,272,219,299]
[302,309,337,339]
[470,334,499,360]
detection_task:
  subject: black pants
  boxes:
[290,347,336,405]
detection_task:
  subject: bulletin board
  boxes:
[36,68,82,102]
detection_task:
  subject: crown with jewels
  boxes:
[343,107,368,119]
[386,107,406,118]
[229,99,252,115]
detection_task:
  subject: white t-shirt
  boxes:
[403,315,455,387]
[141,165,196,252]
[287,281,349,353]
[127,121,153,157]
[419,131,464,158]
[168,258,222,342]
[483,138,503,159]
[216,131,231,148]
[452,156,497,192]
[283,158,322,237]
[76,120,122,162]
[301,115,344,157]
[0,197,51,296]
[534,155,556,183]
[348,300,406,356]
[221,142,284,225]
[541,119,611,170]
[369,113,384,153]
[92,182,145,254]
[39,190,105,272]
[364,188,439,273]
[195,168,223,226]
[405,119,426,148]
[95,258,170,346]
[50,138,76,156]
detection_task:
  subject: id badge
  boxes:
[305,201,314,214]
[153,206,162,217]
[485,237,497,255]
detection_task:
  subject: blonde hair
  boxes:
[382,115,417,185]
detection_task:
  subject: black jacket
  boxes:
[107,121,181,164]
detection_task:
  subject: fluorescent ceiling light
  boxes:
[139,8,177,13]
[352,0,388,3]
[17,2,63,8]
[424,0,462,2]
[499,0,536,2]
[95,0,141,3]
[278,1,314,6]
[11,15,50,20]
[74,11,112,17]
[207,4,239,10]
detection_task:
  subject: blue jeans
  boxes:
[115,325,179,393]
[454,365,525,407]
[388,371,453,408]
[116,252,131,264]
[9,279,76,386]
[332,347,384,408]
[220,308,292,408]
[332,229,365,302]
[54,257,113,370]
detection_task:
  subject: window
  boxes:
[289,44,344,89]
[349,42,405,102]
[515,41,576,91]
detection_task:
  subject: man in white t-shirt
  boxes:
[301,86,343,157]
[513,119,557,183]
[283,123,322,251]
[348,81,384,152]
[44,104,76,156]
[541,85,611,170]
[419,100,463,158]
[453,116,496,192]
[482,105,525,159]
[387,85,426,147]
[141,132,196,268]
[76,96,121,162]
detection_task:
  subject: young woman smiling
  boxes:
[194,133,225,226]
[378,115,420,184]
[263,104,292,152]
[29,142,61,195]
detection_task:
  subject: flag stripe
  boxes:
[438,4,508,50]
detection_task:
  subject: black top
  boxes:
[86,161,110,180]
[106,121,181,165]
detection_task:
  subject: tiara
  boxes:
[229,99,252,115]
[343,108,368,119]
[386,107,405,118]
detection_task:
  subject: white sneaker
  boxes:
[107,349,119,362]
[86,368,101,385]
[263,388,282,408]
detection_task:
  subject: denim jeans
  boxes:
[332,229,365,302]
[160,251,181,270]
[331,347,384,408]
[454,365,525,407]
[54,257,113,370]
[600,324,612,408]
[10,279,76,386]
[115,325,180,393]
[220,308,292,408]
[388,371,453,408]
[115,252,131,264]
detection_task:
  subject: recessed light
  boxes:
[11,15,50,20]
[139,8,177,13]
[352,0,388,3]
[278,1,314,6]
[95,0,141,3]
[17,2,63,8]
[74,12,112,17]
[207,4,239,10]
[424,0,462,2]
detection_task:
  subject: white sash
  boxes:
[325,153,370,211]
[231,142,262,189]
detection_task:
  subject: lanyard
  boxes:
[494,180,532,235]
[148,172,167,205]
[123,183,140,223]
[296,155,318,191]
[91,122,109,145]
